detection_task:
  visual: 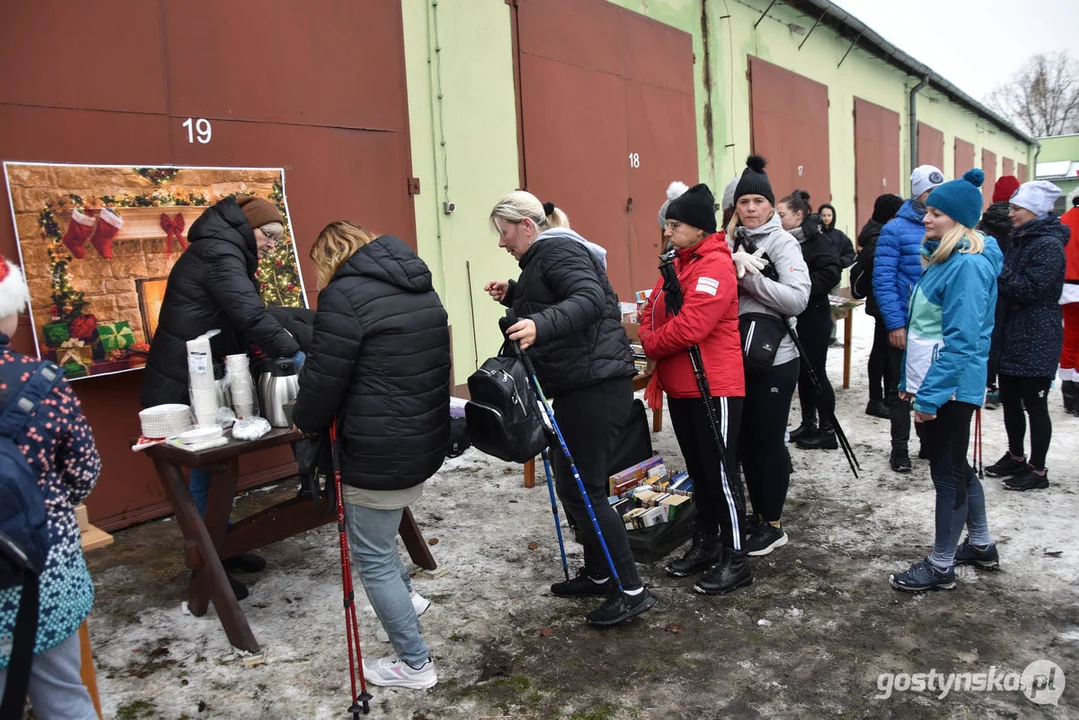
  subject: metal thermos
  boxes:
[257,359,274,417]
[264,358,299,428]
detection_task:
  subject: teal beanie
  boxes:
[926,169,985,228]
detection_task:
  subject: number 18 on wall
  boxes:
[182,118,212,144]
[628,152,640,168]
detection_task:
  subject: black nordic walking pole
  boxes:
[781,319,861,478]
[541,448,571,581]
[499,314,625,593]
[656,249,746,547]
[330,421,372,717]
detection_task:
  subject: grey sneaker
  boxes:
[362,655,437,690]
[955,539,1000,569]
[889,558,956,592]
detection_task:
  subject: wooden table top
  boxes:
[142,427,304,467]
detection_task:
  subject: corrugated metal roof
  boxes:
[787,0,1038,147]
[1037,161,1079,180]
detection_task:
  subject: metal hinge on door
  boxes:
[407,177,421,195]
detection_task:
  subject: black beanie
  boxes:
[734,155,774,206]
[665,183,717,234]
[871,193,904,224]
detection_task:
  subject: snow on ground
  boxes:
[86,307,1078,719]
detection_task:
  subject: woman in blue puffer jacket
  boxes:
[890,169,1003,593]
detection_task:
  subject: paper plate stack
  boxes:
[139,404,193,439]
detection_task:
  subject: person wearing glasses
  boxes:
[141,195,302,600]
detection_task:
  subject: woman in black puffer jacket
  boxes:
[293,221,450,690]
[777,190,842,450]
[484,191,653,628]
[856,194,904,417]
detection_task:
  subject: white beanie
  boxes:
[0,257,29,321]
[911,165,945,200]
[721,175,741,211]
[1009,180,1062,217]
[658,181,689,229]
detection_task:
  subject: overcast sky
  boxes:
[831,0,1078,102]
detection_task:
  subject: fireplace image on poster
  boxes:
[3,163,307,380]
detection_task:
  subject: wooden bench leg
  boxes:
[79,620,102,720]
[523,457,535,488]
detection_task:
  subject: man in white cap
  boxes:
[872,165,946,472]
[985,180,1067,491]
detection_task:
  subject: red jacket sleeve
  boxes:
[637,277,664,342]
[640,251,737,360]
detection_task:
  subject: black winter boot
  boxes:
[1062,380,1077,414]
[788,421,816,444]
[693,546,753,595]
[666,531,722,577]
[796,424,838,450]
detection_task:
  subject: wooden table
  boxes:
[143,428,436,653]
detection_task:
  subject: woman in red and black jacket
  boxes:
[639,183,751,596]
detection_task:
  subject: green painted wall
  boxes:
[402,1,521,385]
[401,0,1037,382]
[1038,134,1079,162]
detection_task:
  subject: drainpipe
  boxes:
[909,73,930,173]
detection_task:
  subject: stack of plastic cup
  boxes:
[226,353,255,419]
[187,334,218,428]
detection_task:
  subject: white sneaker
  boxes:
[362,655,437,690]
[376,592,432,642]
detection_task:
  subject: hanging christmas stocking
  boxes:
[61,209,95,259]
[88,207,123,259]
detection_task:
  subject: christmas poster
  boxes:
[3,163,307,380]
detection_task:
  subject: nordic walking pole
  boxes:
[330,422,372,717]
[499,314,625,593]
[541,448,571,581]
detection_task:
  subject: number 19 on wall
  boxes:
[182,118,212,144]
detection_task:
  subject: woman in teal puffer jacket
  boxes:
[890,169,1003,593]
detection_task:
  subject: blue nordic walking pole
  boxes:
[499,314,625,593]
[541,448,570,581]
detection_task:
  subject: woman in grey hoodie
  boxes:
[727,156,811,558]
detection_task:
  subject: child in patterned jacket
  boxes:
[0,251,102,719]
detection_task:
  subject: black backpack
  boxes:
[465,353,548,464]
[0,360,64,718]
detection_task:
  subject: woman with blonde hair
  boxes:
[484,191,656,626]
[293,221,450,689]
[890,169,1004,592]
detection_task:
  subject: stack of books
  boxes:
[607,455,693,531]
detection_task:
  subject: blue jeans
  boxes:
[915,401,992,568]
[190,468,212,516]
[0,629,98,720]
[344,503,429,666]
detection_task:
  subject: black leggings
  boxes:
[668,396,744,549]
[549,376,641,588]
[998,374,1053,470]
[868,317,891,402]
[796,301,836,427]
[741,358,800,522]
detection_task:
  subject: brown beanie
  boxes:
[235,195,283,229]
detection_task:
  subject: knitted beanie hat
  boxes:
[665,183,717,234]
[911,165,945,200]
[720,175,741,211]
[0,254,30,320]
[992,175,1020,204]
[236,195,283,229]
[926,168,985,228]
[734,155,774,206]
[871,194,904,224]
[657,181,689,229]
[1009,180,1063,217]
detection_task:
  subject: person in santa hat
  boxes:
[0,253,102,719]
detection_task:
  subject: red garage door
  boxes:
[515,0,697,299]
[748,56,831,211]
[981,149,997,209]
[1002,157,1015,178]
[955,138,975,178]
[853,99,901,231]
[0,0,416,530]
[1018,163,1028,183]
[918,122,945,170]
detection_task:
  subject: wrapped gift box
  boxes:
[68,314,98,342]
[98,321,135,353]
[57,339,93,378]
[43,321,71,348]
[61,361,89,378]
